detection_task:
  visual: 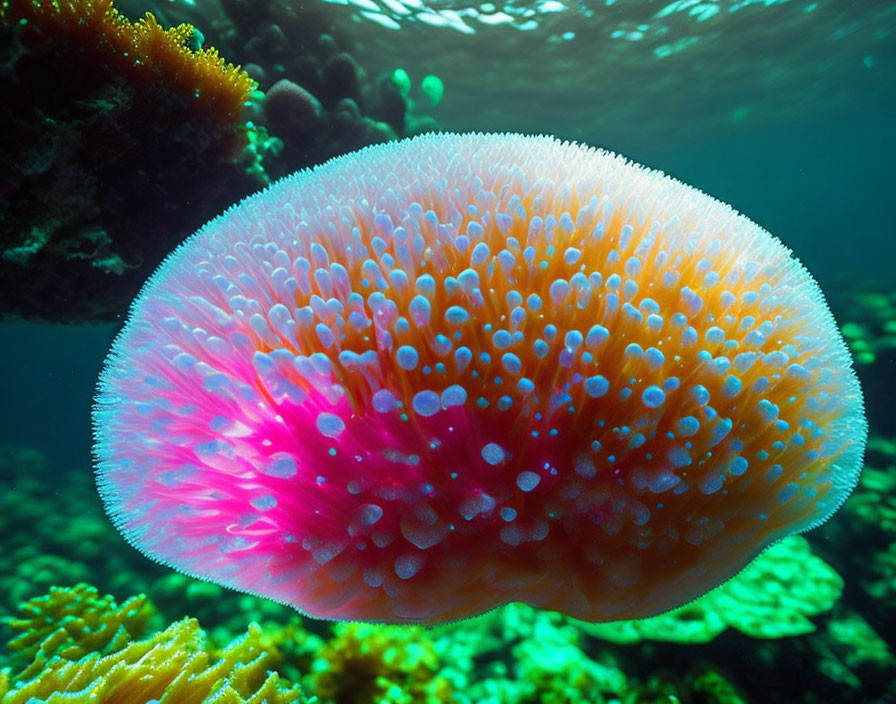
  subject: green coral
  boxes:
[827,612,894,670]
[837,290,896,365]
[240,115,285,187]
[813,611,894,689]
[435,601,745,704]
[866,542,896,602]
[2,584,158,680]
[846,465,896,533]
[390,68,412,98]
[420,75,444,107]
[840,437,896,602]
[690,669,748,704]
[576,536,842,643]
[0,584,309,704]
[310,622,453,704]
[0,447,124,614]
[511,622,628,703]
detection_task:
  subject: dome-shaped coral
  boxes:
[94,133,865,624]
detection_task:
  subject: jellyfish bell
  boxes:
[94,133,865,624]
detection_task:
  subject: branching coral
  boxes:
[4,582,757,704]
[0,585,309,703]
[2,584,158,680]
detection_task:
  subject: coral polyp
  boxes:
[94,133,865,624]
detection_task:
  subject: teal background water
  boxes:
[0,0,894,701]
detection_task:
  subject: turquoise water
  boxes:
[0,0,894,702]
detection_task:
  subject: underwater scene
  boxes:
[0,0,894,702]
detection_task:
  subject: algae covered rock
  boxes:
[0,0,258,323]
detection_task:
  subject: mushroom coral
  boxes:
[94,132,866,624]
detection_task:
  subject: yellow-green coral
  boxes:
[0,585,309,704]
[511,619,628,704]
[3,583,157,680]
[576,536,842,644]
[310,622,453,704]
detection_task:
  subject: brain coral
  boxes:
[94,133,865,624]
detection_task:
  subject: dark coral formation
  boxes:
[0,0,259,323]
[143,0,441,181]
[0,0,441,323]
